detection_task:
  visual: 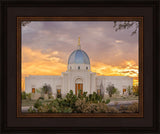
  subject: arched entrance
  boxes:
[75,78,83,95]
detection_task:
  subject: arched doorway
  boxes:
[75,78,83,95]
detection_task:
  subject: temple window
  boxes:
[97,89,101,96]
[32,88,35,93]
[123,89,126,94]
[57,89,61,98]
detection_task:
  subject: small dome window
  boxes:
[86,67,88,70]
[78,66,80,70]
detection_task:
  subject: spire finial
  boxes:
[78,37,81,49]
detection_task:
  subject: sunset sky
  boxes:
[22,21,139,91]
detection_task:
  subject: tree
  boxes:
[113,21,139,36]
[106,84,117,97]
[41,83,52,95]
[21,21,31,26]
[21,91,27,99]
[133,85,139,96]
[127,85,133,95]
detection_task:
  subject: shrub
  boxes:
[35,98,74,113]
[48,92,53,99]
[128,102,139,113]
[106,84,117,97]
[28,107,36,113]
[28,90,121,113]
[21,91,26,100]
[63,107,73,113]
[119,105,128,113]
[96,103,109,113]
[75,98,109,113]
[133,85,139,96]
[87,92,103,103]
[105,99,110,104]
[75,98,88,113]
[41,83,52,95]
[34,100,43,108]
[127,86,132,95]
[65,90,78,111]
[38,97,44,100]
[57,94,62,98]
[35,89,41,93]
[26,93,31,100]
[107,107,119,113]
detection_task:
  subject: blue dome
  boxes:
[68,49,90,64]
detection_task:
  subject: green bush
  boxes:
[48,92,53,99]
[106,84,117,97]
[87,92,103,103]
[34,100,43,108]
[28,107,36,113]
[26,93,31,100]
[105,99,110,104]
[57,94,62,98]
[28,90,127,113]
[127,86,132,95]
[65,90,78,111]
[133,85,139,96]
[41,83,52,94]
[21,91,26,100]
[38,97,44,100]
[133,92,139,96]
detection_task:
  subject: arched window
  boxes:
[86,66,88,70]
[78,66,80,70]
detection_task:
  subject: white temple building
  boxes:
[25,38,133,97]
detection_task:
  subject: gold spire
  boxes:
[78,37,80,45]
[77,37,81,49]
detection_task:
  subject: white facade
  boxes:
[25,39,133,97]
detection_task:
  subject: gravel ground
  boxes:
[107,100,138,109]
[107,100,138,106]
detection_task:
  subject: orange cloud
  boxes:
[91,60,139,85]
[21,46,67,90]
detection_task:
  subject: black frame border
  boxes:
[0,0,159,133]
